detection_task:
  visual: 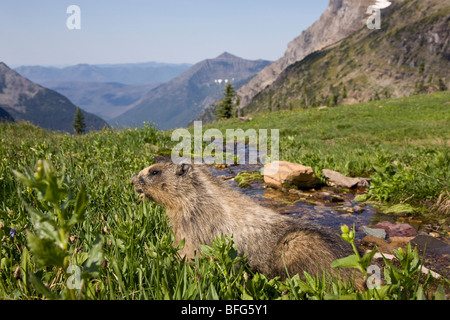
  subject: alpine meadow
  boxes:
[0,0,449,303]
[1,91,449,300]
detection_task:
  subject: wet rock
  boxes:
[362,226,387,239]
[322,169,370,189]
[314,191,345,203]
[288,189,313,198]
[374,221,418,237]
[389,236,415,249]
[360,235,416,254]
[214,164,232,169]
[360,235,389,249]
[263,161,319,189]
[429,232,441,238]
[336,206,356,214]
[217,175,233,181]
[354,206,365,213]
[411,234,450,257]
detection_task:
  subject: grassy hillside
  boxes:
[244,1,450,115]
[0,92,448,300]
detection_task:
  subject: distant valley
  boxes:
[14,62,192,123]
[40,81,159,121]
[0,62,108,133]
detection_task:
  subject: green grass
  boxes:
[0,92,449,300]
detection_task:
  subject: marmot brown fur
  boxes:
[131,161,364,287]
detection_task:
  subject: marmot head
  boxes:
[131,161,194,208]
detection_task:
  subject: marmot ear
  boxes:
[154,156,170,163]
[176,163,192,176]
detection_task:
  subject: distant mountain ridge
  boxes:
[112,52,271,130]
[0,62,108,133]
[14,62,192,85]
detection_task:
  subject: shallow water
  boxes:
[208,163,394,239]
[203,137,397,236]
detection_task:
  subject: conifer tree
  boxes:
[72,107,86,135]
[216,84,237,120]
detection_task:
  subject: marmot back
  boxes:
[132,161,364,287]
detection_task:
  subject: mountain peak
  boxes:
[0,62,13,73]
[215,52,240,60]
[113,53,271,130]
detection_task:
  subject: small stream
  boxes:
[209,163,393,239]
[204,138,394,238]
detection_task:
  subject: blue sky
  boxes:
[0,0,329,66]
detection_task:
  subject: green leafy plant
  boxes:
[381,243,435,300]
[197,235,248,299]
[13,160,103,300]
[331,224,377,278]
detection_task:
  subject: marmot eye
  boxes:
[151,170,160,176]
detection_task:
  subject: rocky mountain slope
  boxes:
[244,0,449,114]
[236,0,373,109]
[0,106,14,122]
[112,52,271,130]
[0,62,108,133]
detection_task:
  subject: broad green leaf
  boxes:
[74,185,88,220]
[13,163,67,204]
[27,233,67,268]
[200,244,213,256]
[303,271,317,292]
[359,248,378,270]
[295,278,313,294]
[82,236,104,279]
[11,169,32,186]
[324,293,358,300]
[176,238,185,251]
[72,252,89,267]
[434,285,447,300]
[331,254,361,271]
[20,247,31,294]
[366,285,392,300]
[29,272,59,300]
[207,283,219,300]
[415,285,426,300]
[12,169,48,196]
[68,185,88,227]
[26,205,60,243]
